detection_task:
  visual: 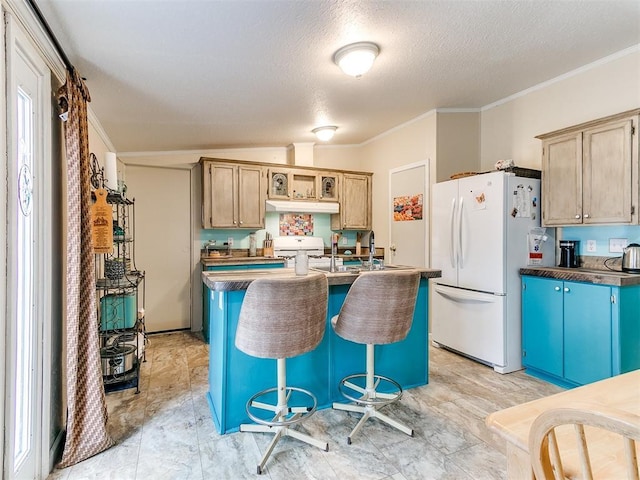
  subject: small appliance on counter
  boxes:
[622,243,640,273]
[558,240,580,268]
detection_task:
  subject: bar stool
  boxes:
[332,269,421,444]
[235,273,329,475]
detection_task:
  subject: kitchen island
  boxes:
[202,266,441,434]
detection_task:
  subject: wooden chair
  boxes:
[529,402,640,480]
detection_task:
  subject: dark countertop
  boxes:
[201,254,383,268]
[519,266,640,287]
[202,267,442,291]
[201,256,285,267]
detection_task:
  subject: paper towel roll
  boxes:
[104,152,118,190]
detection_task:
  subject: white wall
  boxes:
[357,113,437,253]
[480,48,640,171]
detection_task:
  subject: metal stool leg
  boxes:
[334,344,413,444]
[240,359,328,474]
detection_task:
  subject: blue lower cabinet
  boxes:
[522,277,564,379]
[521,275,640,388]
[206,277,429,434]
[202,262,284,342]
[563,281,612,386]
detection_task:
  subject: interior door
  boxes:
[389,161,429,267]
[125,166,191,332]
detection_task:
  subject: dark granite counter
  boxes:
[519,266,640,287]
[202,266,441,291]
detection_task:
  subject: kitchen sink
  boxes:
[310,264,414,274]
[310,265,361,274]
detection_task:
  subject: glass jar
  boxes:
[295,250,309,276]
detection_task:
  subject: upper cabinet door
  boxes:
[582,119,633,224]
[318,173,339,202]
[332,173,371,230]
[267,169,291,199]
[237,166,264,229]
[209,163,238,228]
[542,132,582,226]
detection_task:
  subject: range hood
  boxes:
[265,200,339,214]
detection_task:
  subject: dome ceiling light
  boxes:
[312,126,338,142]
[333,42,380,78]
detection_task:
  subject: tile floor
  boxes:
[47,331,563,480]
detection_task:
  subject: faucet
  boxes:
[368,231,375,270]
[329,234,338,272]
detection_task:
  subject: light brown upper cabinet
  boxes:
[538,109,639,226]
[267,168,340,202]
[201,160,264,229]
[331,173,372,230]
[317,172,340,202]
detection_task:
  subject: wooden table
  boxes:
[486,370,640,479]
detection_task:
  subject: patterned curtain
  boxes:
[58,68,114,467]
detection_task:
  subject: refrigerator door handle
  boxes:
[449,197,457,268]
[457,196,464,269]
[434,284,501,303]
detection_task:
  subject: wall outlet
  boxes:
[227,237,234,247]
[586,239,597,252]
[609,238,628,253]
[341,236,348,245]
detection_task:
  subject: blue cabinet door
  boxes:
[522,276,563,378]
[563,281,612,385]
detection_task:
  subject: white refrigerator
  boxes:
[430,170,553,373]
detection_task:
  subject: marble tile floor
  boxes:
[47,331,563,480]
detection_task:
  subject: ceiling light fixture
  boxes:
[333,42,380,78]
[312,126,338,141]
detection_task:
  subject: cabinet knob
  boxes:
[583,214,590,219]
[239,221,243,225]
[564,287,570,293]
[554,286,561,291]
[575,214,581,219]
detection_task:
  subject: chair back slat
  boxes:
[625,437,640,480]
[529,402,640,480]
[574,423,594,480]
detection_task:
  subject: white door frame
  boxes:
[4,11,53,479]
[388,160,430,266]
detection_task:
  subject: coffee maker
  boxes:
[558,240,580,268]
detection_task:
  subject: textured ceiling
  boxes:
[34,0,640,153]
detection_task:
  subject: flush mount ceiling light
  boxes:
[312,125,338,141]
[333,41,380,77]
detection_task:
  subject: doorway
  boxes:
[3,13,52,479]
[125,165,192,332]
[388,161,430,267]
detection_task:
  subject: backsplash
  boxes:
[560,225,640,257]
[200,213,359,250]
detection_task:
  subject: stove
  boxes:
[272,236,343,268]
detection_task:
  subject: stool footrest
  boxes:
[246,386,318,427]
[338,373,403,407]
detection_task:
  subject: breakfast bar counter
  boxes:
[202,267,441,433]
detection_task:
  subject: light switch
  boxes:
[586,240,597,252]
[609,238,628,253]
